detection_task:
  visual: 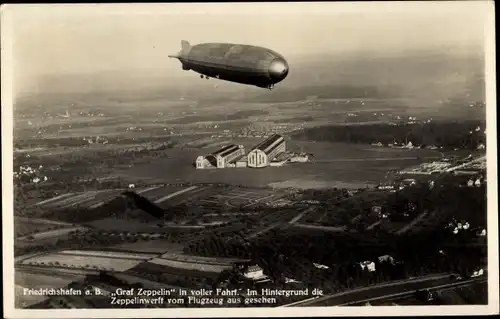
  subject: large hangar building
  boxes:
[195,134,302,169]
[196,144,245,169]
[247,134,286,168]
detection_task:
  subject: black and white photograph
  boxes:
[2,2,498,318]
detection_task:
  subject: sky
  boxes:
[3,1,492,95]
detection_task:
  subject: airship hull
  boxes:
[170,41,289,89]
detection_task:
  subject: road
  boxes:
[292,223,347,232]
[282,273,469,307]
[288,207,316,224]
[247,222,282,239]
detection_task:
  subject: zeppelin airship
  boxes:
[168,40,289,90]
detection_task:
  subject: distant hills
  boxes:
[243,49,485,104]
[16,48,485,117]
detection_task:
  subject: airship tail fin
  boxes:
[180,40,191,55]
[168,40,191,59]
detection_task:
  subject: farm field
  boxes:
[134,185,191,203]
[87,217,199,234]
[14,217,72,237]
[158,252,250,264]
[33,186,180,211]
[30,184,210,212]
[152,186,220,208]
[17,226,88,241]
[128,261,221,280]
[108,240,184,254]
[36,191,109,209]
[15,235,79,252]
[20,251,146,272]
[57,250,159,260]
[376,209,450,235]
[149,257,232,273]
[15,217,75,227]
[191,186,283,209]
[151,185,201,205]
[34,189,123,210]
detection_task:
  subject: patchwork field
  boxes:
[32,185,201,210]
[128,261,222,281]
[148,257,232,273]
[33,183,284,226]
[120,249,251,284]
[158,252,250,265]
[19,250,149,272]
[34,189,123,210]
[14,218,73,237]
[17,226,88,241]
[134,185,191,204]
[57,250,158,260]
[87,217,175,233]
[107,240,184,254]
[192,187,283,209]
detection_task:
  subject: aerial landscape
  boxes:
[4,2,494,313]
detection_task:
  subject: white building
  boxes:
[243,265,268,281]
[290,154,310,163]
[195,156,212,169]
[476,229,487,237]
[474,178,482,187]
[471,268,485,277]
[247,134,286,168]
[359,261,376,272]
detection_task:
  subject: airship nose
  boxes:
[268,58,289,82]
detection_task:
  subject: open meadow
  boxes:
[14,217,74,238]
[107,240,184,254]
[20,251,149,272]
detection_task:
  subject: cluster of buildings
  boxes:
[376,178,418,192]
[399,154,486,177]
[14,165,48,184]
[82,136,109,145]
[358,255,397,273]
[209,125,301,139]
[195,134,310,169]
